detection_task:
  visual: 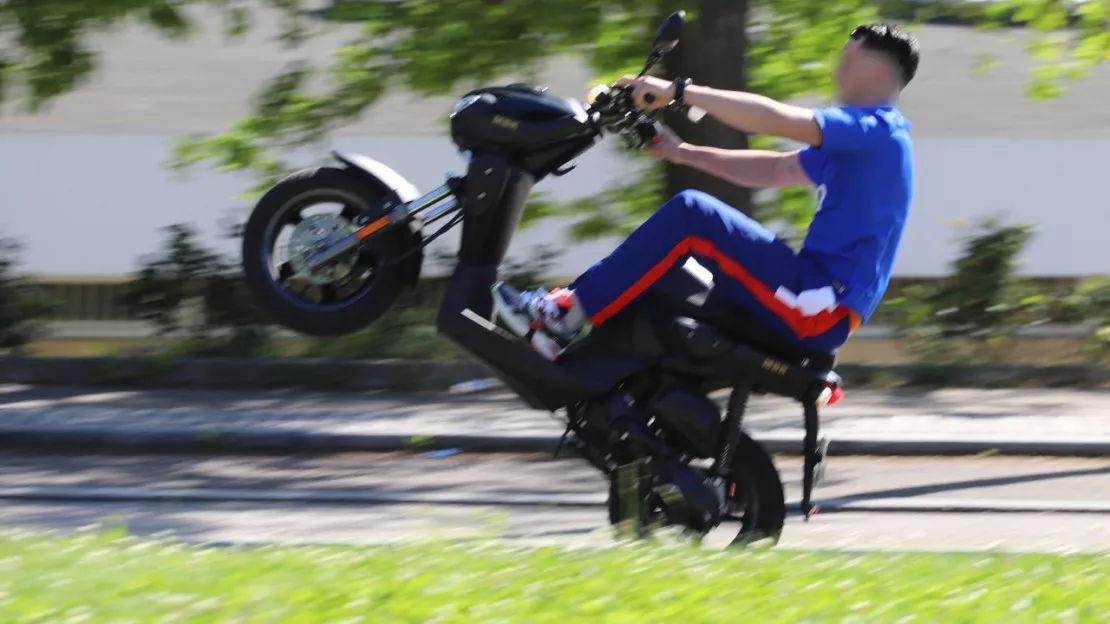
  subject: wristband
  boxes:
[672,78,692,105]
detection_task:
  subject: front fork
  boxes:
[302,177,465,273]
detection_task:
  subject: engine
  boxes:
[449,85,595,159]
[646,386,722,459]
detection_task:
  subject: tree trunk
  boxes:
[661,0,751,214]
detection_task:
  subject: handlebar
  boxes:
[586,84,662,150]
[586,83,704,151]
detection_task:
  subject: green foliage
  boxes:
[1,0,1105,247]
[120,223,273,357]
[499,244,566,287]
[300,304,458,360]
[524,163,667,243]
[166,0,1108,244]
[0,0,310,114]
[931,219,1037,337]
[887,218,1044,363]
[120,224,220,335]
[0,235,55,353]
[2,532,1110,621]
[166,0,872,221]
[1060,278,1110,362]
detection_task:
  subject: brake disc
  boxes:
[284,213,359,286]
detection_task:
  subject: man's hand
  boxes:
[642,125,686,163]
[615,75,674,111]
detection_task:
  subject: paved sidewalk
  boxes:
[2,384,1110,440]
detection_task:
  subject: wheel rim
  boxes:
[260,189,384,312]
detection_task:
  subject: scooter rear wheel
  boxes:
[726,434,787,546]
[604,438,786,546]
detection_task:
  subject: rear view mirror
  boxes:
[652,11,685,54]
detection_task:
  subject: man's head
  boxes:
[834,23,920,105]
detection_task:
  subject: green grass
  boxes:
[0,531,1108,622]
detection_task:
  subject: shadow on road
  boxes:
[844,464,1110,501]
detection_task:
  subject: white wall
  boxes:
[906,139,1110,276]
[0,131,1106,279]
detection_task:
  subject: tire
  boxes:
[604,436,786,545]
[730,433,787,546]
[241,166,414,337]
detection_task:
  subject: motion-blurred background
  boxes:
[1,0,1108,367]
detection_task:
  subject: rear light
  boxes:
[816,385,845,407]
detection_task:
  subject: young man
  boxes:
[494,23,919,360]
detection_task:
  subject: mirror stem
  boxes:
[638,50,664,77]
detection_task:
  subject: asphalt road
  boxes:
[1,453,1108,553]
[5,385,1110,439]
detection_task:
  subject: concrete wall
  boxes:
[1,132,1106,280]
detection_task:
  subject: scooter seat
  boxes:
[685,289,837,370]
[644,265,837,371]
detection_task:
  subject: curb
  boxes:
[3,427,1109,457]
[4,356,1110,392]
[3,485,1107,515]
[0,357,492,393]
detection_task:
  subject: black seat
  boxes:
[644,266,838,371]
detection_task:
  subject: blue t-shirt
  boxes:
[797,105,914,322]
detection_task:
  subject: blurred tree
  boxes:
[885,218,1046,363]
[0,235,55,353]
[120,223,272,355]
[165,0,1107,240]
[120,223,224,336]
[0,0,313,115]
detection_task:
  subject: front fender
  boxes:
[331,150,425,288]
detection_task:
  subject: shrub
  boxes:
[887,219,1044,363]
[120,224,274,357]
[1060,278,1110,363]
[0,235,55,353]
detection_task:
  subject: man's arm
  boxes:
[672,145,811,189]
[682,86,822,147]
[614,76,884,150]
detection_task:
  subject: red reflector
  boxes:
[827,388,845,406]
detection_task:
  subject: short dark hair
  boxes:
[850,23,920,86]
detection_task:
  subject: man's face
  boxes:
[833,38,893,103]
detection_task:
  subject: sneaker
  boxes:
[491,283,577,358]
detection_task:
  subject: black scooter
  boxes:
[240,11,841,544]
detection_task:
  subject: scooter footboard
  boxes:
[436,263,652,412]
[438,307,607,411]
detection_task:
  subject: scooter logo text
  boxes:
[493,115,520,130]
[761,358,788,375]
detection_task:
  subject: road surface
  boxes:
[4,385,1110,439]
[0,452,1108,553]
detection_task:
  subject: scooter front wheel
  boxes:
[241,167,415,337]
